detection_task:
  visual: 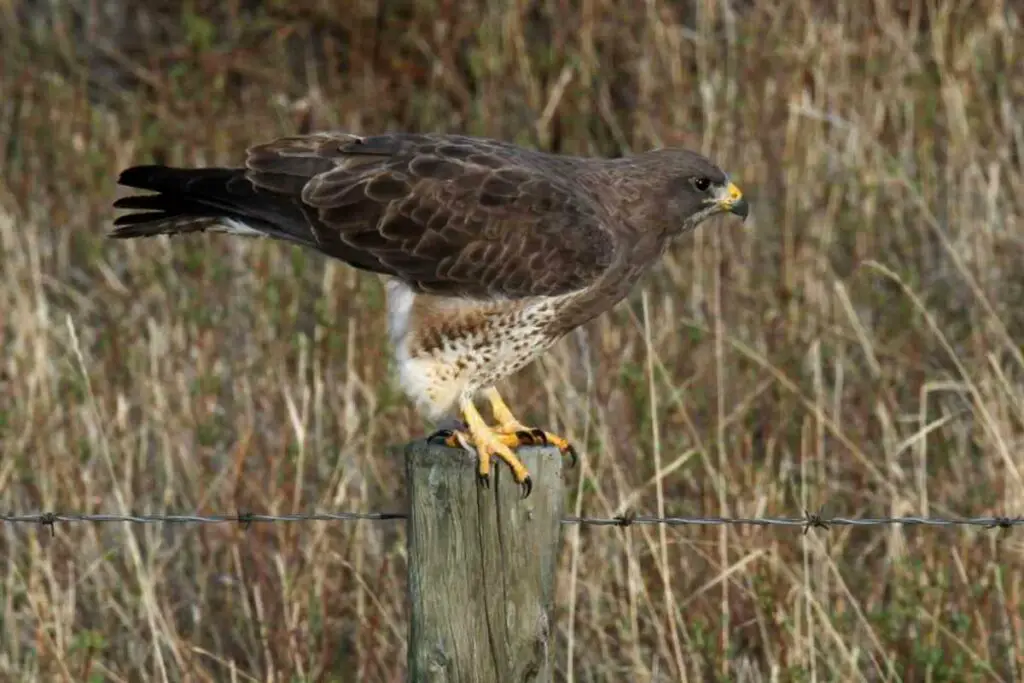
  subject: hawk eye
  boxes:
[692,176,711,192]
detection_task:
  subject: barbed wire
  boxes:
[2,510,1021,535]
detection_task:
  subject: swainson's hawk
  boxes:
[111,132,748,497]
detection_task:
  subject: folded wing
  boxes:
[113,132,619,300]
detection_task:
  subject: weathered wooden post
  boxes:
[405,440,565,683]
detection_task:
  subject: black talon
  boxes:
[427,428,454,445]
[565,444,578,468]
[514,429,536,446]
[478,470,490,489]
[529,428,549,445]
[428,419,469,445]
[520,476,533,499]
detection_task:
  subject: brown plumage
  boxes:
[112,131,749,497]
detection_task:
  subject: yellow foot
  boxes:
[426,403,534,498]
[483,387,578,468]
[491,423,578,468]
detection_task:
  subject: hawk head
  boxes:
[644,148,749,235]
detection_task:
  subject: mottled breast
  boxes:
[384,278,568,421]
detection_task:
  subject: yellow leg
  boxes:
[433,396,534,497]
[483,387,577,467]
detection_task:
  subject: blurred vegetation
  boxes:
[2,0,1023,681]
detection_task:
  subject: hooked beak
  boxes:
[713,181,749,219]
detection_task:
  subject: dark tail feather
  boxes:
[110,165,312,246]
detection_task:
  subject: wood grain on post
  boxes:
[405,440,565,683]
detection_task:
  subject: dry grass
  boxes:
[2,0,1024,680]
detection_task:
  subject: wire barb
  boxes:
[802,508,830,535]
[38,511,57,536]
[237,510,254,530]
[985,516,1020,531]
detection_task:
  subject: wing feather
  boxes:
[244,133,618,299]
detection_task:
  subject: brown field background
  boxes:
[2,1,1023,681]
